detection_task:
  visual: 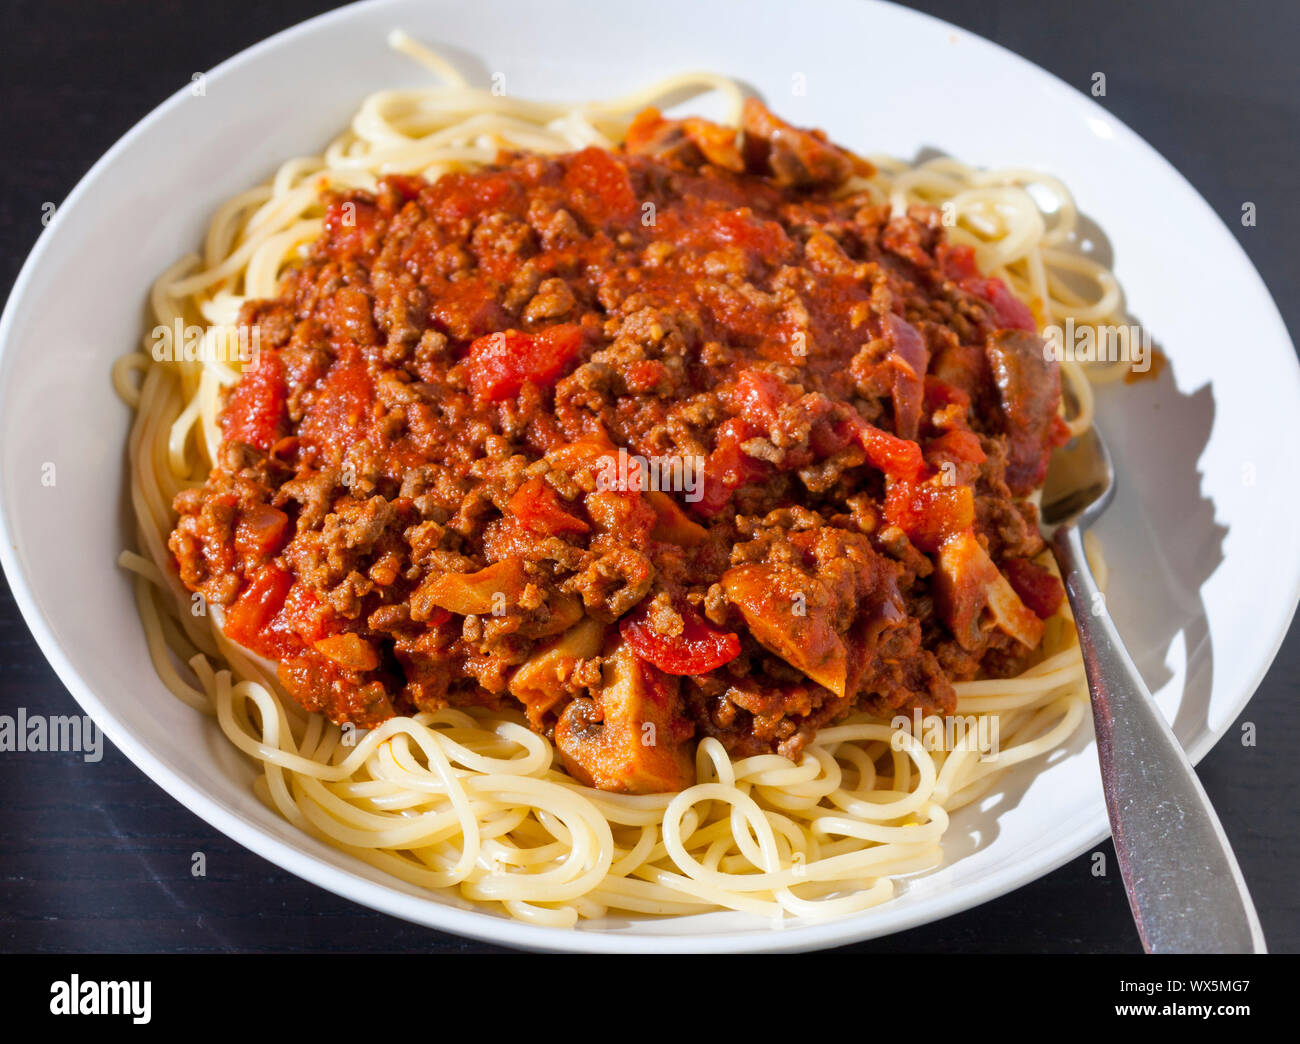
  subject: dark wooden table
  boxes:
[2,0,1296,953]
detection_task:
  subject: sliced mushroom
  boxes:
[932,530,1044,650]
[721,562,847,697]
[520,591,584,639]
[554,640,695,794]
[312,632,380,672]
[410,558,526,619]
[986,329,1063,495]
[645,490,709,546]
[509,617,605,729]
[740,98,873,189]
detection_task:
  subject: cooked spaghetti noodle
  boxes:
[115,32,1117,928]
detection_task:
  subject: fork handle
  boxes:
[1050,523,1266,953]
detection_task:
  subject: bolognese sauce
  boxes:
[168,100,1068,794]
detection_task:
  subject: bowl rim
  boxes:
[2,0,1297,952]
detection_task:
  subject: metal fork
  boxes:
[1041,425,1267,953]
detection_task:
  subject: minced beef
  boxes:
[168,99,1067,793]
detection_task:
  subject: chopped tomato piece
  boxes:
[704,208,790,261]
[433,170,520,222]
[884,479,975,551]
[380,174,425,208]
[937,242,979,282]
[809,416,854,457]
[981,279,1037,333]
[925,429,986,466]
[695,418,769,515]
[222,353,287,453]
[226,570,336,661]
[313,633,381,672]
[466,324,585,402]
[234,502,289,558]
[323,285,379,346]
[299,360,373,459]
[563,147,639,223]
[924,429,986,487]
[321,193,383,260]
[224,564,293,653]
[1050,414,1072,447]
[923,376,973,412]
[620,599,741,675]
[508,477,589,536]
[625,359,668,393]
[277,582,334,645]
[1003,558,1065,620]
[731,368,790,429]
[938,243,1037,332]
[847,416,926,481]
[583,489,658,548]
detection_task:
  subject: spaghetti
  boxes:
[116,33,1119,928]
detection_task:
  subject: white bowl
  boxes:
[2,0,1297,952]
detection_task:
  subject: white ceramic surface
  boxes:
[2,0,1297,952]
